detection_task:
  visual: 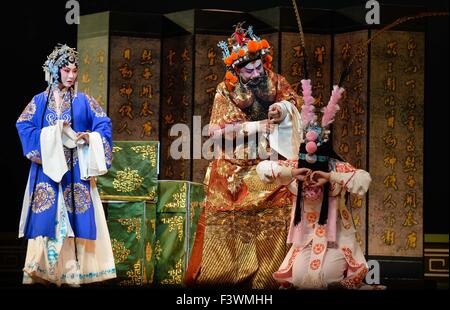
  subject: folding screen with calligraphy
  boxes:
[109,37,160,141]
[161,35,194,180]
[333,30,369,253]
[369,31,424,257]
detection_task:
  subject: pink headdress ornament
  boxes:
[300,79,345,163]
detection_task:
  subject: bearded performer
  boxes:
[185,23,307,289]
[257,80,371,289]
[16,44,116,286]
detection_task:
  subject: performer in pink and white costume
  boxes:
[257,79,371,289]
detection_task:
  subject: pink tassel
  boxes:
[300,79,317,128]
[321,85,345,127]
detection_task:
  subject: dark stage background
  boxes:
[0,0,448,288]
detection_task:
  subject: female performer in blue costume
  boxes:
[16,44,116,286]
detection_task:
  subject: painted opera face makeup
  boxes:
[239,59,264,85]
[60,63,78,88]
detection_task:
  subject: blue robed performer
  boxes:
[16,44,116,286]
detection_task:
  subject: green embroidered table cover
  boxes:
[106,201,157,285]
[98,141,205,286]
[154,180,205,287]
[97,141,159,203]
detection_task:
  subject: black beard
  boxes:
[244,74,269,95]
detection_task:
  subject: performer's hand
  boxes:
[259,119,275,134]
[31,158,42,165]
[76,132,89,144]
[310,170,331,187]
[291,168,311,181]
[63,120,71,127]
[268,104,284,124]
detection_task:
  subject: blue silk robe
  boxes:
[16,89,112,240]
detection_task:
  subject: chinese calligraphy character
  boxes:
[82,73,90,84]
[352,97,365,115]
[119,84,133,99]
[339,143,349,154]
[386,109,395,129]
[406,175,416,188]
[405,79,416,90]
[403,191,417,209]
[207,48,216,66]
[353,121,365,136]
[142,68,152,80]
[404,231,417,250]
[352,195,363,209]
[139,100,153,117]
[383,212,396,227]
[341,42,351,59]
[339,106,350,121]
[141,49,153,65]
[406,96,416,110]
[140,85,153,99]
[404,115,415,132]
[141,121,152,138]
[293,45,304,58]
[381,229,395,245]
[165,166,174,177]
[386,41,398,57]
[167,49,176,66]
[384,95,395,107]
[164,114,175,125]
[407,38,417,58]
[204,72,218,82]
[83,54,90,65]
[383,193,397,209]
[383,131,397,149]
[383,173,398,190]
[97,50,105,64]
[313,81,325,91]
[403,155,417,173]
[181,95,189,106]
[119,63,133,79]
[355,46,366,63]
[291,62,303,77]
[315,67,323,78]
[384,76,396,92]
[182,67,189,82]
[356,67,363,79]
[403,210,418,227]
[117,121,133,135]
[123,48,131,61]
[118,102,134,119]
[314,46,326,65]
[181,48,191,62]
[383,154,397,170]
[404,62,418,73]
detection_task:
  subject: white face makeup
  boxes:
[239,59,264,83]
[60,63,78,89]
